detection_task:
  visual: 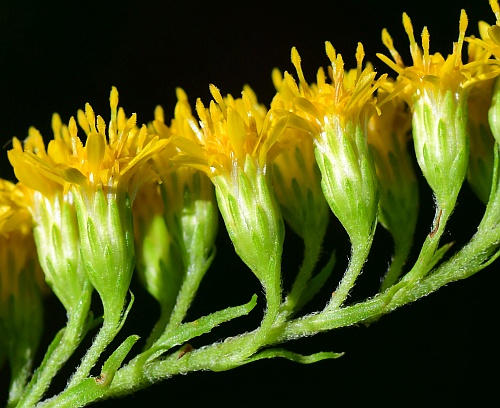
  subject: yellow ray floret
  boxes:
[8,87,169,199]
[377,10,494,95]
[173,85,289,177]
[148,88,202,175]
[283,42,388,131]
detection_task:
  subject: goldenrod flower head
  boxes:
[149,89,218,264]
[378,11,491,209]
[279,43,381,246]
[0,181,36,290]
[1,180,45,385]
[367,82,414,187]
[174,84,289,177]
[272,128,329,239]
[171,86,285,296]
[140,89,218,331]
[485,0,500,150]
[133,180,182,313]
[465,0,500,63]
[0,179,31,236]
[4,134,90,313]
[25,185,90,313]
[367,87,419,287]
[270,75,330,241]
[378,10,494,99]
[467,76,496,204]
[7,88,167,323]
[8,87,169,203]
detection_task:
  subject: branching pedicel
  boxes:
[1,3,500,407]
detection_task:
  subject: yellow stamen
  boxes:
[403,13,422,69]
[355,42,364,81]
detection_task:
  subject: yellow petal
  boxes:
[86,132,106,176]
[227,106,247,160]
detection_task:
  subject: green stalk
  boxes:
[379,232,413,292]
[397,205,452,286]
[151,252,214,348]
[66,296,133,389]
[102,211,500,402]
[281,231,324,317]
[15,284,92,408]
[326,232,375,310]
[103,261,283,401]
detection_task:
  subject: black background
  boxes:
[1,1,499,407]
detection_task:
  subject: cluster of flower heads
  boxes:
[2,2,500,366]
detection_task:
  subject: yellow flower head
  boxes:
[1,180,45,382]
[0,179,48,298]
[466,75,496,204]
[0,179,31,236]
[367,80,412,169]
[8,87,169,202]
[173,84,289,177]
[367,84,418,234]
[272,127,329,240]
[378,10,491,210]
[282,41,388,133]
[466,0,500,62]
[140,89,218,323]
[275,43,383,253]
[377,10,494,99]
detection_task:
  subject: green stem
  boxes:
[380,234,413,292]
[326,231,375,310]
[15,285,92,408]
[100,151,500,404]
[7,351,35,406]
[281,231,323,317]
[262,262,283,330]
[143,306,172,351]
[151,258,213,348]
[104,214,500,401]
[103,263,283,401]
[278,219,500,343]
[105,319,278,399]
[7,357,33,408]
[66,317,119,389]
[397,205,452,286]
